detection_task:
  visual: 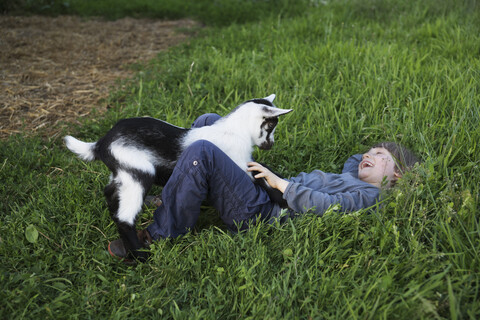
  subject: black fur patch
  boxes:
[94,117,187,174]
[261,117,278,137]
[248,98,274,107]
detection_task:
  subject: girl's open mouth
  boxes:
[360,160,374,170]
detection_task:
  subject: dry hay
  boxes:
[0,15,199,140]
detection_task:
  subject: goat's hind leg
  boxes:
[105,171,152,261]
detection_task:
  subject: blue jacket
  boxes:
[277,154,379,217]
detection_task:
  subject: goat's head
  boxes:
[227,94,293,150]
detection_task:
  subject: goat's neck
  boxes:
[183,121,254,149]
[216,116,255,142]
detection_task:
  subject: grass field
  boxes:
[2,0,310,26]
[1,0,480,318]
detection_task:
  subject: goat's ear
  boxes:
[265,107,293,117]
[264,94,276,103]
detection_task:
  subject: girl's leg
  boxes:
[147,140,274,239]
[191,113,221,128]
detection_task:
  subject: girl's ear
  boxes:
[388,171,402,188]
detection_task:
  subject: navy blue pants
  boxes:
[146,114,276,239]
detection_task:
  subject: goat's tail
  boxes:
[64,135,97,162]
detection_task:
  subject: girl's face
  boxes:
[358,147,401,188]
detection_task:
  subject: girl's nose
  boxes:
[362,153,371,160]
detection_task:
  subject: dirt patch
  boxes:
[0,15,199,140]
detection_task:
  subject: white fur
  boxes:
[64,136,96,161]
[115,170,145,225]
[110,139,176,175]
[265,94,276,102]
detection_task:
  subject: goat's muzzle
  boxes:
[259,141,274,150]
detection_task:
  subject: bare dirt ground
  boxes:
[0,15,199,140]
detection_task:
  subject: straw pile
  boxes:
[0,15,198,139]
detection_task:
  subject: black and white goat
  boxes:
[65,94,292,260]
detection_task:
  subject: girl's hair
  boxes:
[373,142,420,174]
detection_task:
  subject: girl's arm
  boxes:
[283,179,379,215]
[248,162,380,215]
[247,162,289,192]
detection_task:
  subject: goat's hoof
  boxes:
[108,240,151,265]
[108,240,136,265]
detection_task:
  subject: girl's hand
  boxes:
[247,162,289,193]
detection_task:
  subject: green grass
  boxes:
[2,0,480,318]
[2,0,310,26]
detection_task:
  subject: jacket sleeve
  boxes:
[282,182,378,216]
[341,154,363,178]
